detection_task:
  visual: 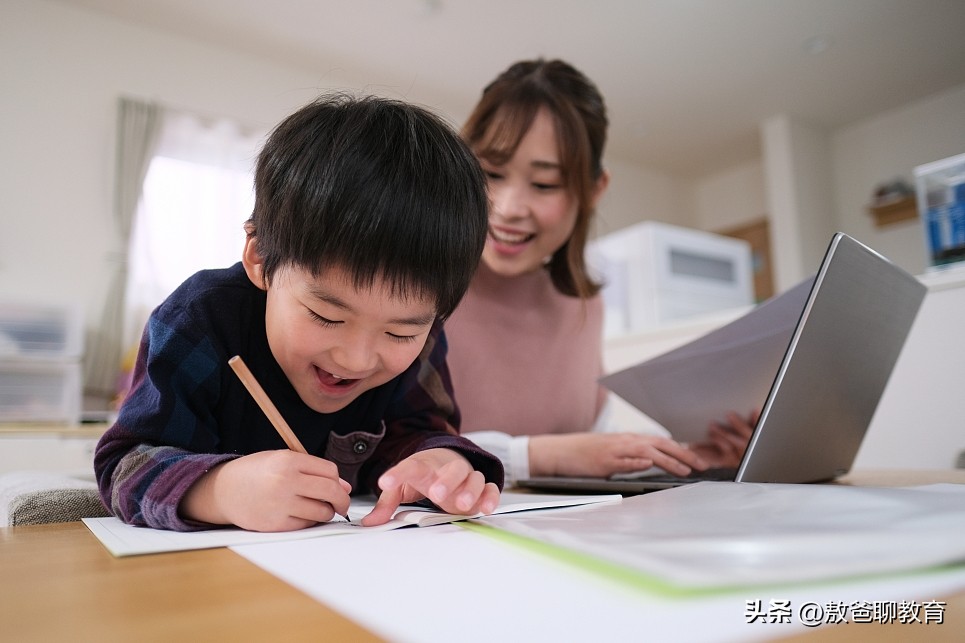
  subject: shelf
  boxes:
[867,195,918,227]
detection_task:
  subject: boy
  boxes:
[95,94,504,532]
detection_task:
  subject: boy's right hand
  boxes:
[181,450,352,532]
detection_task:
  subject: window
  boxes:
[123,110,265,351]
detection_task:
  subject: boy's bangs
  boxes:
[307,256,436,310]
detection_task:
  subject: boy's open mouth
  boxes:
[316,367,359,388]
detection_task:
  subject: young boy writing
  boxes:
[95,94,504,532]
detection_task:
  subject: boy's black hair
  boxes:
[248,93,488,319]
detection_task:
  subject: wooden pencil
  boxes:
[227,355,308,454]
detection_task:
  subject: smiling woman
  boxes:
[445,59,752,486]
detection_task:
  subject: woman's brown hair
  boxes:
[462,58,608,298]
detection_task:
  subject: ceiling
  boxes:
[53,0,965,178]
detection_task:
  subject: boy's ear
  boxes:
[242,233,268,291]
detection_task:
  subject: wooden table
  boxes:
[1,470,962,642]
[0,521,380,642]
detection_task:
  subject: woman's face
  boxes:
[476,108,579,278]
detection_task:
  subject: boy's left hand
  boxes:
[361,448,500,526]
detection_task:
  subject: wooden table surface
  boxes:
[0,520,381,642]
[2,469,963,642]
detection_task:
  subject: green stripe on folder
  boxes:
[460,521,965,600]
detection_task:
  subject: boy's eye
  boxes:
[308,310,341,327]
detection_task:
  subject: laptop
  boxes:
[516,232,927,494]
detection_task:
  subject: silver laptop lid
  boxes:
[736,233,926,483]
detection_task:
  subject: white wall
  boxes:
[677,82,965,285]
[595,157,690,236]
[0,0,666,356]
[4,0,965,419]
[1,0,342,338]
[831,83,965,276]
[761,114,838,290]
[693,160,766,232]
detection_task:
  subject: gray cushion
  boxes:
[1,471,111,526]
[9,488,110,526]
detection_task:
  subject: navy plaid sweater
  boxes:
[94,263,503,531]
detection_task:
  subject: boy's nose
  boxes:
[330,340,377,377]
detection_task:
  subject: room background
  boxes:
[3,0,965,402]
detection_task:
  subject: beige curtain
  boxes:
[83,97,162,397]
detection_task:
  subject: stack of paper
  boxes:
[601,278,811,440]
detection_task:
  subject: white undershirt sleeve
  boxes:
[463,431,531,487]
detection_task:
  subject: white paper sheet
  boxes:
[478,482,965,588]
[600,278,812,441]
[234,519,965,643]
[81,491,621,557]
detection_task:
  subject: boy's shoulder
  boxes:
[145,262,263,365]
[172,262,249,295]
[162,263,250,305]
[154,263,257,327]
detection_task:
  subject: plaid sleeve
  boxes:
[359,322,505,493]
[93,314,237,531]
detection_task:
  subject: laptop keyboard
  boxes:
[616,467,738,484]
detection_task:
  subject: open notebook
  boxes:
[82,491,621,557]
[517,233,927,494]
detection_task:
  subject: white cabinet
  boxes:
[0,424,106,475]
[855,265,965,469]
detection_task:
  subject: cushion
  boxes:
[0,471,111,527]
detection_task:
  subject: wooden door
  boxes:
[717,217,774,302]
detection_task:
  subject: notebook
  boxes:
[516,233,927,494]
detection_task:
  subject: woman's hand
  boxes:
[688,409,759,468]
[528,432,708,478]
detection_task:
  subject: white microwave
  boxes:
[588,221,754,337]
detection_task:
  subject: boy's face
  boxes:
[260,263,437,414]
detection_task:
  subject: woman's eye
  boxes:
[533,182,561,191]
[484,171,503,182]
[386,332,418,344]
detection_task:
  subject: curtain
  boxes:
[121,110,261,354]
[83,97,161,397]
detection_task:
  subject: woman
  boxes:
[445,59,752,485]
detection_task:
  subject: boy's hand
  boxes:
[181,450,352,532]
[361,448,500,526]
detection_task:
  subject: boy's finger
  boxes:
[361,484,403,527]
[326,487,352,519]
[473,483,500,515]
[448,470,485,514]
